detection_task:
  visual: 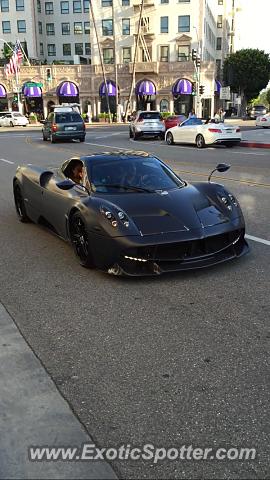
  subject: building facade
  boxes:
[0,0,240,117]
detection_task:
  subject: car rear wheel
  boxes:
[129,128,133,139]
[10,121,14,127]
[133,131,139,140]
[13,182,30,223]
[196,134,205,149]
[166,132,174,145]
[50,133,56,144]
[69,212,95,268]
[79,137,85,142]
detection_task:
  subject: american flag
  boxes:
[5,41,23,77]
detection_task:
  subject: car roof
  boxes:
[80,151,152,163]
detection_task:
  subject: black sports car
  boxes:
[13,152,249,276]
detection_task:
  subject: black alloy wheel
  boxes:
[69,212,94,268]
[13,183,30,222]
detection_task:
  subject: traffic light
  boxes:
[196,56,201,68]
[46,68,52,82]
[191,82,196,96]
[191,49,197,61]
[13,94,18,102]
[199,85,205,95]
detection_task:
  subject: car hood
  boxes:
[104,185,232,235]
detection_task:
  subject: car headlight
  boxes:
[218,192,238,211]
[100,206,129,228]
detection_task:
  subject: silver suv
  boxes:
[129,111,165,140]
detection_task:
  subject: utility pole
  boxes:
[112,0,119,121]
[89,0,112,122]
[124,0,144,122]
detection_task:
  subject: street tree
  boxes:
[1,42,15,61]
[223,49,270,115]
[266,89,270,110]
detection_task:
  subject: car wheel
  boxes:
[69,212,95,268]
[79,137,85,142]
[50,133,56,144]
[166,132,174,145]
[133,131,138,140]
[10,121,14,127]
[13,182,30,223]
[129,128,133,139]
[196,134,205,149]
[42,131,47,141]
[159,133,165,140]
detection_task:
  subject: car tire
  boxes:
[42,131,47,141]
[79,137,85,142]
[129,128,133,139]
[166,132,174,145]
[69,212,95,268]
[10,121,14,127]
[50,133,56,144]
[133,131,139,140]
[13,182,30,223]
[196,134,205,149]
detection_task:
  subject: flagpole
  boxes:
[15,63,23,114]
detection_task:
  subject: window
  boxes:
[218,0,223,4]
[17,20,26,33]
[177,44,190,61]
[46,23,55,35]
[161,0,169,3]
[123,47,131,63]
[160,45,169,62]
[178,15,190,32]
[103,47,114,63]
[62,22,70,35]
[73,0,81,12]
[61,1,69,13]
[16,0,24,10]
[38,21,42,34]
[40,42,44,55]
[141,46,151,61]
[74,22,83,34]
[217,15,222,28]
[84,21,90,34]
[102,0,112,5]
[63,43,71,55]
[178,0,190,2]
[47,43,56,56]
[122,0,129,4]
[1,0,9,12]
[122,18,130,35]
[2,21,11,33]
[75,43,83,54]
[83,0,89,11]
[45,2,53,14]
[102,19,113,36]
[85,42,91,55]
[37,0,41,12]
[160,16,168,33]
[216,37,222,50]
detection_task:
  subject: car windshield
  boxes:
[55,112,82,123]
[182,118,203,126]
[88,156,185,193]
[13,113,23,117]
[138,112,162,121]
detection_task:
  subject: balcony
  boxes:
[133,0,155,9]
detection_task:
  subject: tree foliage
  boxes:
[223,49,270,101]
[1,42,15,60]
[266,89,270,109]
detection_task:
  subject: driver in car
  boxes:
[68,160,84,184]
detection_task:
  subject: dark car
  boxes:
[164,115,186,130]
[247,105,267,119]
[13,153,249,276]
[42,110,86,143]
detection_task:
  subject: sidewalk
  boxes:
[0,302,117,480]
[240,128,270,149]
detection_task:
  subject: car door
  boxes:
[173,119,195,143]
[3,114,11,126]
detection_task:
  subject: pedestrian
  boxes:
[188,109,197,119]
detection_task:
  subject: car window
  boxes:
[13,113,23,117]
[138,112,162,121]
[182,118,203,126]
[55,112,83,123]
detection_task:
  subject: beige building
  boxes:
[0,0,240,118]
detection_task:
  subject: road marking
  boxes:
[0,158,14,164]
[85,142,128,150]
[173,168,270,187]
[94,132,125,139]
[246,234,270,246]
[232,151,265,156]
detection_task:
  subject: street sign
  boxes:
[24,82,43,88]
[220,86,231,100]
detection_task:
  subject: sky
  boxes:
[235,0,270,53]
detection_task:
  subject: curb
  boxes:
[240,141,270,149]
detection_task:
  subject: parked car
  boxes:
[247,105,267,119]
[255,113,270,128]
[42,110,86,143]
[164,114,187,130]
[129,111,165,140]
[0,112,29,127]
[0,110,9,118]
[165,117,241,148]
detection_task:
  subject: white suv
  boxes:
[129,111,165,140]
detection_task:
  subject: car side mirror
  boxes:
[56,179,75,190]
[208,163,230,182]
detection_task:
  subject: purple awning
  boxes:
[23,85,42,97]
[57,81,79,97]
[0,84,7,98]
[215,80,222,94]
[135,79,156,95]
[172,78,192,95]
[99,80,117,96]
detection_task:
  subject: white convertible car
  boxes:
[255,113,270,128]
[165,117,241,148]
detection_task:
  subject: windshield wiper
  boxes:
[94,183,155,193]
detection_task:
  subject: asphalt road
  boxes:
[0,126,269,479]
